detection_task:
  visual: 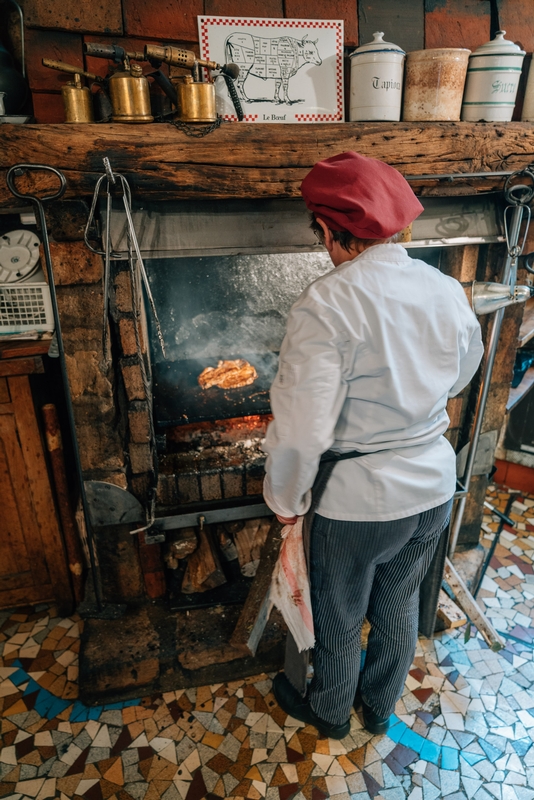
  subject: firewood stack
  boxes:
[164,517,272,596]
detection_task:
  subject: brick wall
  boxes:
[6,0,532,122]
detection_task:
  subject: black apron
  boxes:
[283,448,367,696]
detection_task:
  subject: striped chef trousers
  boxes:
[307,499,453,725]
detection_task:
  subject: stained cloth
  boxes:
[300,151,424,239]
[263,243,483,522]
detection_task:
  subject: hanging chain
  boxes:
[169,116,223,137]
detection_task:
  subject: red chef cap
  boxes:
[301,151,423,239]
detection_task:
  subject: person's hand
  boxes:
[276,514,298,525]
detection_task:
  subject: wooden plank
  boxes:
[437,588,467,629]
[0,584,55,610]
[8,376,73,613]
[230,518,283,655]
[444,557,505,650]
[0,378,9,404]
[2,122,534,206]
[0,341,51,360]
[0,357,44,377]
[359,0,424,54]
[0,435,33,579]
[0,414,50,588]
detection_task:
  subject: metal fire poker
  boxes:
[5,164,125,619]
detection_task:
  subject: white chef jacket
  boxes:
[262,243,484,522]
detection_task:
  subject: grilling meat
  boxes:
[198,359,258,390]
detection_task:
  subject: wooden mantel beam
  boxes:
[1,121,534,207]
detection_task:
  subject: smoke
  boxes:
[146,251,332,364]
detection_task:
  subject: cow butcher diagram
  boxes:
[225,33,322,105]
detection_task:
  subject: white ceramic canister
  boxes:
[462,31,525,122]
[403,48,470,121]
[349,32,405,121]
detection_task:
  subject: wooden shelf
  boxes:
[0,340,51,360]
[1,121,534,206]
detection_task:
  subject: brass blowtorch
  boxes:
[143,44,243,122]
[78,42,243,124]
[83,44,153,123]
[84,42,242,122]
[42,58,102,122]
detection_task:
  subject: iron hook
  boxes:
[6,163,67,203]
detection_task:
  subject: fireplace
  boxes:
[101,192,504,614]
[2,119,523,702]
[130,211,333,611]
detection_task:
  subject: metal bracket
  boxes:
[145,501,272,534]
[84,481,144,527]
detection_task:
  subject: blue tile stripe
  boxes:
[380,715,467,770]
[10,659,140,722]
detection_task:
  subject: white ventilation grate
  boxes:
[0,283,54,333]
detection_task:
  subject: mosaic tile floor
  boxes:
[3,486,534,800]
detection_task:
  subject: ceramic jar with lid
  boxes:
[349,32,405,121]
[403,48,470,121]
[461,31,525,122]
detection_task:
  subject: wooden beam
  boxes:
[0,356,44,377]
[444,557,505,651]
[437,588,467,629]
[2,122,534,206]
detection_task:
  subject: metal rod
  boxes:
[5,165,105,612]
[42,58,103,84]
[474,495,514,597]
[448,202,525,558]
[148,502,273,532]
[405,169,515,182]
[484,499,515,528]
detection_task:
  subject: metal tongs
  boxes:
[84,157,166,358]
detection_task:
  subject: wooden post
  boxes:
[42,403,85,603]
[444,557,505,651]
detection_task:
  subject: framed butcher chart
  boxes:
[198,16,344,123]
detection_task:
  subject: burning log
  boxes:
[181,525,227,594]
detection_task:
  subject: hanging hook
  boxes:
[103,156,116,185]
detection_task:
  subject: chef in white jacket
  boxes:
[264,152,483,740]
